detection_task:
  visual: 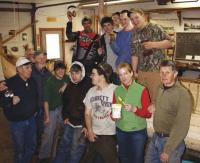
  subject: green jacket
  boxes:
[114,81,147,132]
[154,81,192,154]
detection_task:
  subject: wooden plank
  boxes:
[2,20,38,45]
[0,58,5,81]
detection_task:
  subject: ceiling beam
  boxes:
[0,1,34,5]
[36,0,82,9]
[0,8,32,12]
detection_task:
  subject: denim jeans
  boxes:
[145,133,185,163]
[53,124,86,163]
[116,128,147,163]
[35,108,44,148]
[10,116,36,163]
[39,106,62,159]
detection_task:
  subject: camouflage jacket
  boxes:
[131,23,170,71]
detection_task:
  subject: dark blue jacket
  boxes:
[0,74,38,121]
[31,64,51,110]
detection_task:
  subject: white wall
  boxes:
[0,11,32,57]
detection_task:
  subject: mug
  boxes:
[112,104,122,119]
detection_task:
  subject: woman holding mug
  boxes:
[113,63,151,163]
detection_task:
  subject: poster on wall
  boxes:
[183,18,200,32]
[150,19,177,39]
[150,19,177,32]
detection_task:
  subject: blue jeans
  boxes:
[35,108,44,147]
[145,133,185,163]
[116,128,147,163]
[10,116,36,163]
[53,124,86,163]
[39,106,62,159]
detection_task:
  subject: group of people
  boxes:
[0,7,193,163]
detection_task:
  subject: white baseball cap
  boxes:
[16,57,31,67]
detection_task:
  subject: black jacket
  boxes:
[62,77,92,126]
[0,74,38,121]
[66,21,103,75]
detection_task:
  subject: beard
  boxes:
[84,28,92,33]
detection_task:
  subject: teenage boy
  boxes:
[98,16,117,72]
[98,16,119,84]
[130,8,172,103]
[39,61,69,162]
[82,63,119,163]
[54,61,92,163]
[112,12,122,32]
[110,10,133,67]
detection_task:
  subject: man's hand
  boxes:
[0,82,7,91]
[142,41,155,49]
[12,96,20,105]
[59,83,67,93]
[81,127,88,137]
[97,48,104,56]
[64,118,69,125]
[87,130,97,142]
[160,152,169,163]
[44,116,50,126]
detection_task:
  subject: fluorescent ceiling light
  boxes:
[107,0,138,4]
[171,0,198,3]
[80,0,150,7]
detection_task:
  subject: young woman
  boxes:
[113,63,152,163]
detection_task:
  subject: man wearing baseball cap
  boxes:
[0,56,38,163]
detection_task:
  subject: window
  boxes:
[39,28,65,60]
